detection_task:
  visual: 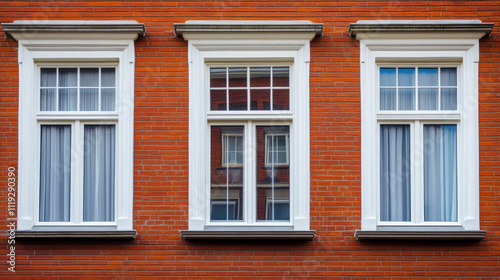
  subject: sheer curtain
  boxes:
[39,125,71,222]
[424,125,457,221]
[83,125,116,222]
[380,125,411,221]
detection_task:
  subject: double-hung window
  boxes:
[175,20,322,239]
[350,20,492,240]
[3,20,144,238]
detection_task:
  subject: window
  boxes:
[176,20,322,238]
[3,20,144,237]
[350,20,492,239]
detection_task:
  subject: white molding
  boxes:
[360,36,481,231]
[16,35,136,231]
[186,28,312,231]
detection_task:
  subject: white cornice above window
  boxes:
[174,20,323,41]
[2,20,145,41]
[349,20,493,40]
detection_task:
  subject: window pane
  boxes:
[380,68,396,87]
[80,68,99,87]
[83,125,116,222]
[250,89,270,110]
[101,68,116,87]
[228,67,246,87]
[41,68,56,87]
[211,126,244,221]
[380,88,396,110]
[80,88,99,111]
[441,68,457,86]
[273,67,289,87]
[210,90,226,111]
[398,88,415,110]
[424,125,457,222]
[58,89,77,111]
[398,68,415,86]
[441,88,457,110]
[228,89,247,110]
[257,126,290,222]
[40,89,56,111]
[101,89,116,111]
[273,89,289,110]
[210,68,226,88]
[418,68,438,86]
[59,68,77,87]
[39,125,71,222]
[250,67,270,87]
[418,88,438,110]
[380,125,411,222]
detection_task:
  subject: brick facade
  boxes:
[1,1,499,278]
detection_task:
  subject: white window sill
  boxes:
[355,230,486,241]
[14,230,137,240]
[181,230,315,240]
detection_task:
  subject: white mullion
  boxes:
[225,134,229,220]
[246,121,255,224]
[270,66,274,112]
[413,120,422,224]
[395,67,399,110]
[77,68,80,112]
[247,67,250,111]
[98,68,102,111]
[56,68,60,111]
[415,67,419,111]
[438,67,441,111]
[226,67,229,112]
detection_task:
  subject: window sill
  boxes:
[355,230,486,241]
[181,230,315,240]
[14,230,137,240]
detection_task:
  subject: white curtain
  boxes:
[83,125,116,222]
[424,125,457,221]
[380,125,411,221]
[80,68,99,111]
[58,68,78,111]
[40,69,56,111]
[39,125,71,222]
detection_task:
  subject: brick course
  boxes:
[1,0,499,278]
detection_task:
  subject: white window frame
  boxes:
[265,133,290,166]
[358,27,484,232]
[12,25,139,232]
[183,22,315,231]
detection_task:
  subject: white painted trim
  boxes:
[187,32,311,231]
[360,36,480,231]
[17,36,135,231]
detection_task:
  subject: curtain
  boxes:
[40,69,56,111]
[58,68,78,111]
[424,125,457,221]
[39,125,71,222]
[80,68,99,111]
[83,125,116,222]
[380,125,411,221]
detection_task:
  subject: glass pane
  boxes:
[210,126,244,221]
[228,67,247,87]
[257,126,290,222]
[380,68,396,87]
[250,89,270,110]
[83,125,116,222]
[380,88,396,110]
[41,68,57,87]
[441,88,457,110]
[441,68,457,86]
[273,67,289,87]
[58,89,77,111]
[101,89,116,111]
[101,68,116,87]
[39,125,71,222]
[228,89,247,110]
[210,68,226,88]
[418,88,438,110]
[380,125,411,222]
[398,88,415,110]
[40,89,56,111]
[418,68,438,86]
[273,89,289,110]
[424,125,457,222]
[250,67,270,87]
[80,68,99,87]
[210,90,226,111]
[59,68,77,87]
[80,88,99,111]
[398,68,415,86]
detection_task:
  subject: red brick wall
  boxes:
[1,1,499,278]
